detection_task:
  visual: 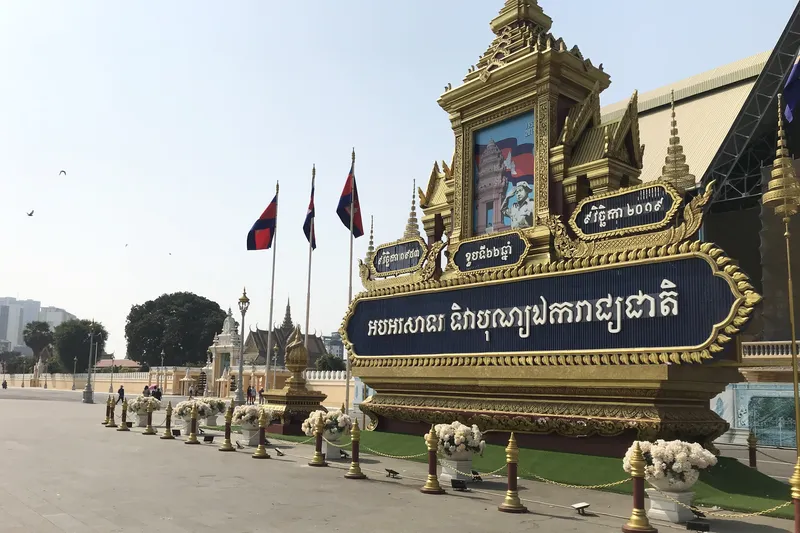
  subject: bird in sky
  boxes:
[59,170,66,176]
[26,210,34,217]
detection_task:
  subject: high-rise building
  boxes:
[38,306,76,329]
[0,298,36,347]
[322,331,344,359]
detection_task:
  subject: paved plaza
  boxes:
[0,389,793,533]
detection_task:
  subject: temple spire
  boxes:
[280,298,293,331]
[763,93,800,216]
[367,216,375,255]
[403,179,421,239]
[660,90,696,194]
[491,0,552,35]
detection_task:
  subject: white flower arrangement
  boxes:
[623,440,717,488]
[197,397,228,416]
[127,396,162,415]
[301,410,353,437]
[174,400,212,420]
[427,421,486,457]
[232,404,274,427]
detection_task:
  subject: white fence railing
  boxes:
[742,341,800,358]
[304,370,347,381]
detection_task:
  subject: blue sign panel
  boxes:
[452,232,527,273]
[345,255,737,358]
[572,184,677,238]
[373,239,425,276]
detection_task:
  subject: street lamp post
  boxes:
[160,349,165,390]
[82,323,98,404]
[763,94,800,527]
[236,288,250,405]
[272,344,278,389]
[72,357,77,390]
[109,354,115,394]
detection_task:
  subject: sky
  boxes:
[0,0,796,358]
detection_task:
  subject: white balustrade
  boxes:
[742,340,800,358]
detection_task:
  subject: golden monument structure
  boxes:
[261,325,327,435]
[341,0,762,455]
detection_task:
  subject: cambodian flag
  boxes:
[303,181,316,249]
[785,50,800,122]
[246,194,278,250]
[336,162,364,238]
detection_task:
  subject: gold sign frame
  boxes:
[341,240,760,369]
[447,228,531,276]
[568,181,682,241]
[368,236,428,279]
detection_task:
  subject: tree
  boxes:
[125,291,226,368]
[315,352,346,372]
[23,321,54,360]
[53,320,108,373]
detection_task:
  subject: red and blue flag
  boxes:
[336,162,364,238]
[303,181,316,249]
[246,194,278,250]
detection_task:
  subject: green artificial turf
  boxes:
[200,424,792,519]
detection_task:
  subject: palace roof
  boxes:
[601,51,770,184]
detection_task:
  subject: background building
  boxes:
[0,297,40,349]
[322,332,344,359]
[38,306,77,329]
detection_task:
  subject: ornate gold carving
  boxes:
[535,91,550,218]
[357,241,445,294]
[368,236,427,279]
[447,229,531,276]
[358,394,728,445]
[567,181,682,241]
[551,180,715,259]
[342,236,760,368]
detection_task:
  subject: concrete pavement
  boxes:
[0,391,795,533]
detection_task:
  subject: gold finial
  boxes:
[491,0,552,35]
[351,147,356,164]
[764,93,800,217]
[367,216,375,255]
[403,179,421,239]
[660,89,696,194]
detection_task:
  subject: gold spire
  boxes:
[403,180,420,239]
[367,216,375,255]
[660,90,696,193]
[491,0,552,35]
[763,93,800,217]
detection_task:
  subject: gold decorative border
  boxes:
[340,240,761,367]
[446,229,530,276]
[458,98,538,242]
[368,236,427,279]
[568,181,682,241]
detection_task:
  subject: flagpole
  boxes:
[304,166,315,349]
[264,181,279,390]
[345,149,355,414]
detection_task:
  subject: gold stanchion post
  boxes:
[219,402,235,452]
[185,403,200,444]
[747,432,758,469]
[420,424,445,494]
[103,396,111,425]
[106,397,118,428]
[621,442,657,533]
[308,414,327,467]
[763,94,800,533]
[344,419,366,480]
[498,432,527,513]
[143,402,156,435]
[252,409,270,459]
[160,401,175,439]
[116,399,130,431]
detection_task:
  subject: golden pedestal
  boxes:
[262,326,327,436]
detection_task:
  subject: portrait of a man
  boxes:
[502,181,534,229]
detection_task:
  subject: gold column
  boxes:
[498,432,527,513]
[344,419,366,480]
[308,414,327,467]
[143,403,156,435]
[252,409,270,459]
[762,93,800,527]
[160,401,175,439]
[219,403,235,452]
[420,425,445,494]
[184,403,200,444]
[621,442,657,533]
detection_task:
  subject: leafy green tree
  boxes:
[0,352,34,374]
[125,291,226,367]
[53,320,108,373]
[315,352,346,372]
[22,321,54,360]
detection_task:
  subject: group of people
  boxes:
[246,385,264,404]
[142,385,163,400]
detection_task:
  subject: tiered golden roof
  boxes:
[659,90,696,193]
[763,93,800,217]
[403,180,421,239]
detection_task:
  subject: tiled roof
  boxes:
[598,51,769,184]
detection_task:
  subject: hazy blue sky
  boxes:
[0,0,795,358]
